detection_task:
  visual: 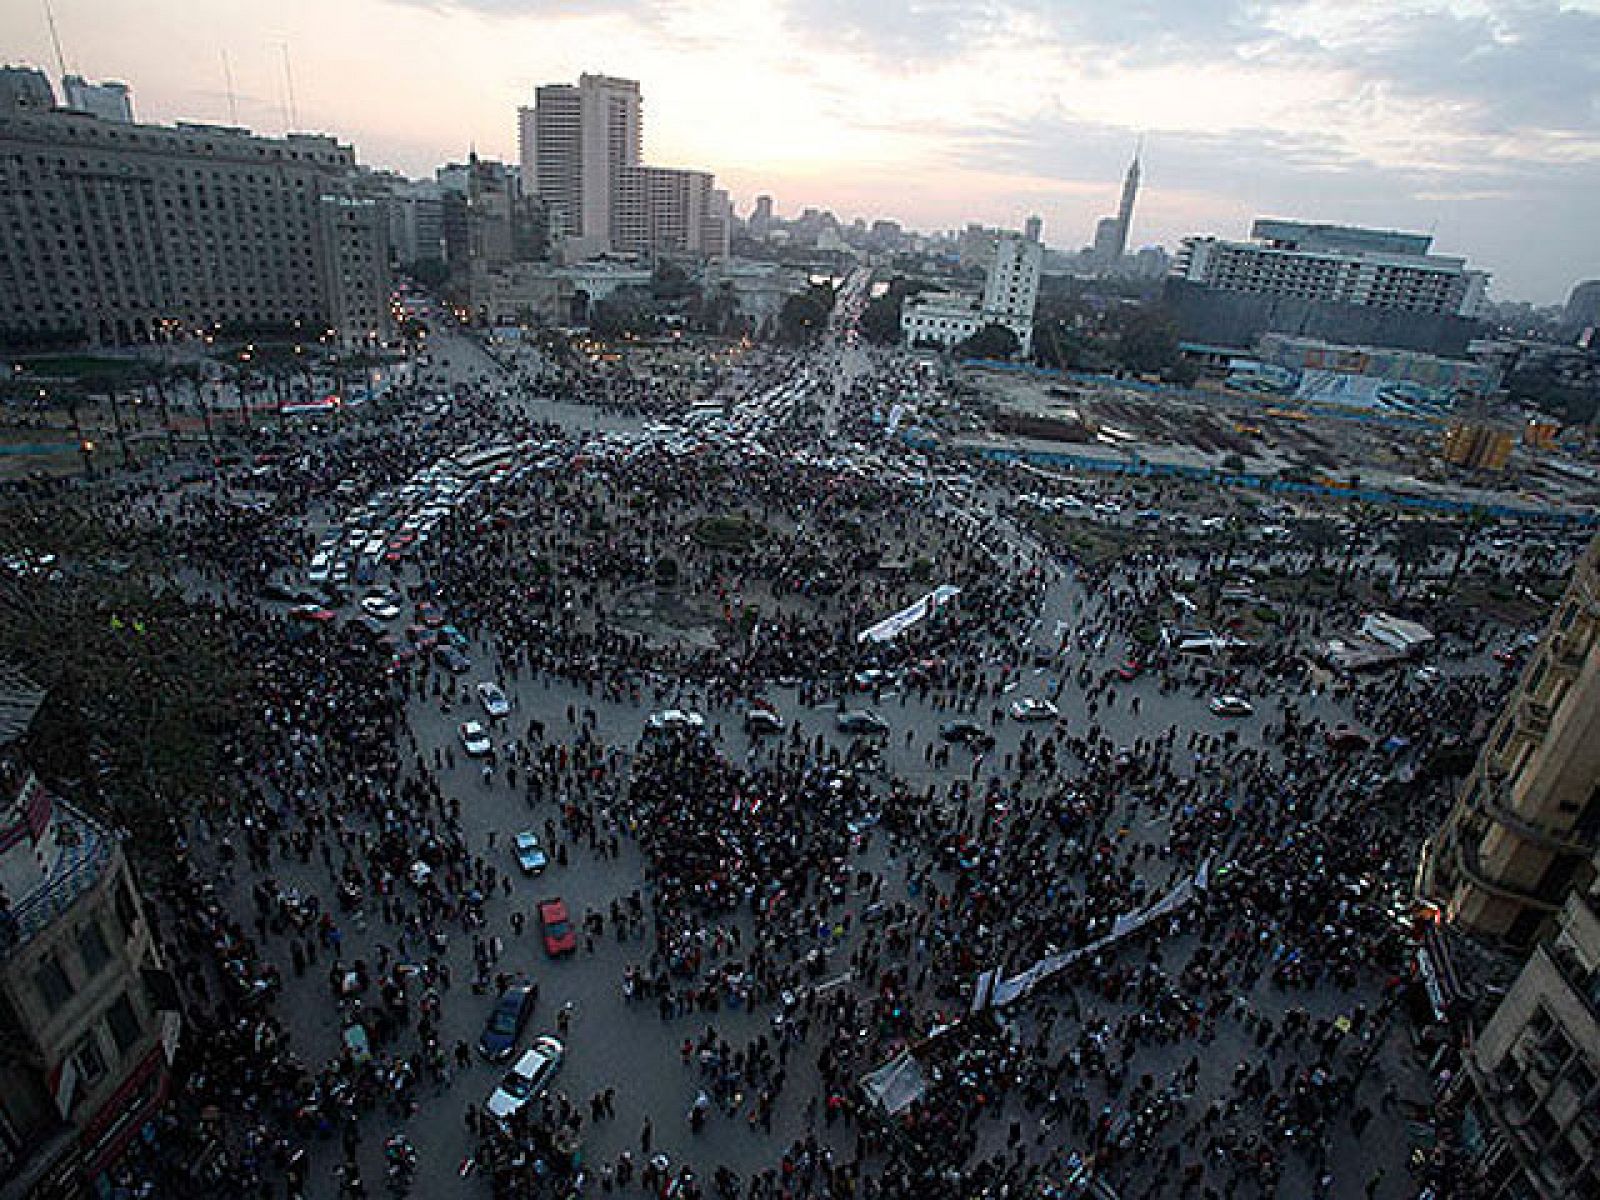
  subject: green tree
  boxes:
[776,282,835,345]
[1111,305,1181,374]
[956,323,1021,361]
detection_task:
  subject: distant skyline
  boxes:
[4,0,1598,304]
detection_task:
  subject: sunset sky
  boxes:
[5,0,1598,303]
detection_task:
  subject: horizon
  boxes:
[4,0,1599,305]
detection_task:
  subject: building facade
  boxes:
[1172,220,1488,318]
[0,675,179,1199]
[520,74,641,258]
[0,67,391,347]
[902,230,1041,355]
[1420,536,1600,946]
[1455,849,1600,1199]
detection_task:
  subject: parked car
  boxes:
[1009,698,1059,722]
[477,983,537,1062]
[1325,725,1372,753]
[459,720,493,757]
[939,719,988,747]
[1209,695,1255,717]
[485,1035,563,1120]
[539,898,577,957]
[288,603,336,624]
[513,830,548,874]
[836,709,890,736]
[360,592,401,621]
[436,644,472,673]
[477,681,512,718]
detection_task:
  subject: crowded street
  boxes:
[6,298,1584,1200]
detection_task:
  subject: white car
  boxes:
[459,721,493,757]
[1209,695,1254,717]
[645,709,705,734]
[1009,698,1060,722]
[485,1036,564,1121]
[360,593,401,621]
[477,681,512,719]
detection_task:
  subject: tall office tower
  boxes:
[750,194,774,239]
[520,74,641,254]
[1420,535,1600,945]
[1024,214,1042,244]
[982,232,1043,322]
[0,88,391,347]
[1113,149,1140,257]
[61,75,133,123]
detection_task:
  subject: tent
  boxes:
[859,1050,927,1116]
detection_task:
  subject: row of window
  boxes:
[31,877,140,1011]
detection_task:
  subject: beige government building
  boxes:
[0,66,390,348]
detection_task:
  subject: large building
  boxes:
[0,66,391,347]
[1090,150,1140,267]
[518,73,726,262]
[519,74,642,257]
[1452,844,1600,1199]
[901,230,1042,355]
[1420,535,1600,946]
[1566,280,1600,335]
[1166,219,1489,356]
[615,165,717,257]
[0,669,179,1200]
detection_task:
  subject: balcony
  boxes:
[1474,775,1595,857]
[1451,834,1564,914]
[1518,697,1553,737]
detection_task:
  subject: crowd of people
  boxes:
[9,321,1564,1200]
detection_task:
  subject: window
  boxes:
[74,1033,108,1087]
[105,992,143,1055]
[34,953,74,1009]
[78,920,111,976]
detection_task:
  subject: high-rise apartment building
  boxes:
[1452,844,1600,1199]
[749,194,774,239]
[1023,214,1042,244]
[616,165,713,256]
[519,74,641,256]
[901,229,1041,355]
[0,67,391,347]
[1420,535,1600,945]
[0,669,179,1200]
[61,75,133,124]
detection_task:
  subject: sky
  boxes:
[5,0,1599,304]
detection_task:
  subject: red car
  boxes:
[538,898,576,957]
[1115,658,1142,682]
[289,603,337,623]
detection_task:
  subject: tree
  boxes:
[776,282,835,345]
[956,323,1020,361]
[1111,305,1181,375]
[859,294,904,345]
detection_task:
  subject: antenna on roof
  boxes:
[221,50,239,126]
[42,0,70,84]
[278,42,299,131]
